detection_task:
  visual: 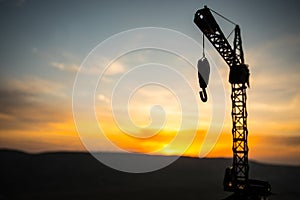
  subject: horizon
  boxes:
[1,148,299,167]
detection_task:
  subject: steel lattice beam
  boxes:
[194,7,240,67]
[231,83,249,190]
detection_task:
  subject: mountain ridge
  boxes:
[0,149,299,200]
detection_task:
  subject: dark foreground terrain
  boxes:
[0,150,299,200]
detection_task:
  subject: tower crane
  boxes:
[194,6,271,199]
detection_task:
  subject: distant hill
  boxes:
[0,150,299,200]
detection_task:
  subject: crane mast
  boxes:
[194,6,270,198]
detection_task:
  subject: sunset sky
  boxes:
[0,0,300,165]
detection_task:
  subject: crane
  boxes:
[194,6,271,199]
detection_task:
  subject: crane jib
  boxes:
[194,6,239,67]
[194,6,250,86]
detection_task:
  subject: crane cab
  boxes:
[229,64,250,86]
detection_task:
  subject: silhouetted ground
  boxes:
[0,150,299,200]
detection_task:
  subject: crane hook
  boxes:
[199,88,207,102]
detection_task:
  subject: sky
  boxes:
[0,0,300,165]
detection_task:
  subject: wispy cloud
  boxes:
[97,94,110,103]
[0,76,80,152]
[105,61,125,76]
[9,76,64,95]
[51,62,80,73]
[0,76,69,131]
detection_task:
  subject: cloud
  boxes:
[97,94,110,103]
[249,134,300,165]
[271,135,300,146]
[51,62,79,73]
[0,77,70,131]
[237,35,300,134]
[50,59,126,79]
[0,77,82,153]
[8,76,64,96]
[0,112,15,121]
[105,61,125,76]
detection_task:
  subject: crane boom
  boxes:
[194,6,270,198]
[194,7,239,67]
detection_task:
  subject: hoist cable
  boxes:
[209,8,237,26]
[202,33,205,58]
[226,28,235,40]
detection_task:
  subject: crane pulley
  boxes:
[194,6,270,199]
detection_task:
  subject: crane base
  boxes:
[223,167,271,199]
[223,193,270,200]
